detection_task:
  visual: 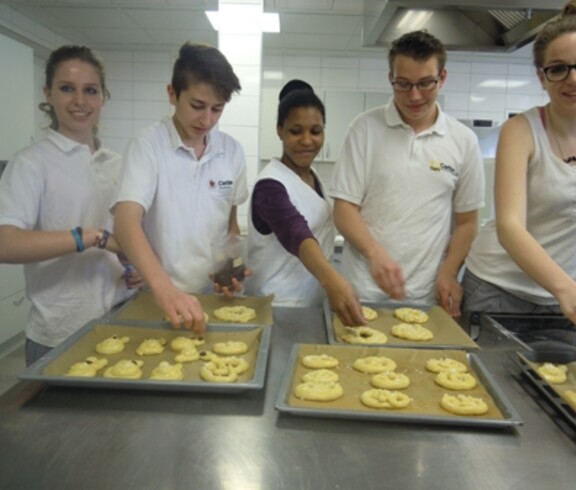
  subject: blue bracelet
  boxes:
[71,226,85,252]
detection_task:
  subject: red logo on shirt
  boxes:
[209,179,216,188]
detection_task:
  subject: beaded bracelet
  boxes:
[71,226,85,252]
[97,229,110,249]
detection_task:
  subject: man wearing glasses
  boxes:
[329,30,484,318]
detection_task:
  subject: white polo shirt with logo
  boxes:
[329,99,484,304]
[113,116,248,293]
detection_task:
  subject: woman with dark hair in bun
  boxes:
[463,1,576,326]
[246,80,365,326]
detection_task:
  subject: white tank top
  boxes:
[246,159,335,306]
[466,106,576,303]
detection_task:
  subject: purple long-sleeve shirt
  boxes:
[251,176,324,256]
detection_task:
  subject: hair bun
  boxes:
[562,1,576,17]
[279,79,313,101]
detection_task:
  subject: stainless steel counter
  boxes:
[0,307,575,490]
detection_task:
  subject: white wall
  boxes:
[0,32,35,348]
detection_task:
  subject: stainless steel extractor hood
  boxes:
[363,0,567,52]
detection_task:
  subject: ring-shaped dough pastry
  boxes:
[149,361,184,381]
[294,381,344,402]
[435,371,477,390]
[340,327,388,345]
[394,307,429,324]
[425,357,468,374]
[136,338,166,356]
[440,393,488,415]
[353,356,397,374]
[213,340,249,356]
[65,356,109,377]
[213,306,256,323]
[200,361,238,383]
[302,369,339,383]
[361,306,378,321]
[301,354,340,369]
[103,360,144,379]
[95,335,130,355]
[174,346,200,363]
[563,390,576,408]
[215,356,250,375]
[536,363,568,384]
[360,389,411,409]
[170,336,205,352]
[371,371,411,389]
[391,323,434,341]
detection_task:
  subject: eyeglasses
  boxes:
[390,77,440,92]
[541,63,576,82]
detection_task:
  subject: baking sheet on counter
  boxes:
[324,301,479,350]
[513,352,576,428]
[275,344,522,428]
[107,290,274,326]
[19,322,271,393]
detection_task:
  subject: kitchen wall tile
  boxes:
[446,61,472,73]
[106,61,133,81]
[234,65,261,96]
[220,94,260,126]
[470,74,507,93]
[282,66,321,87]
[99,118,134,139]
[358,69,388,91]
[443,92,470,113]
[469,93,507,115]
[506,75,544,95]
[134,101,171,120]
[102,137,130,155]
[443,71,471,92]
[359,57,387,71]
[471,62,508,75]
[283,55,322,67]
[469,110,507,123]
[107,80,134,101]
[134,51,173,63]
[102,100,134,119]
[321,56,359,69]
[321,67,358,89]
[508,63,538,77]
[133,62,172,83]
[133,82,166,102]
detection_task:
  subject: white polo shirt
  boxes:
[329,99,484,304]
[0,130,133,347]
[113,116,248,293]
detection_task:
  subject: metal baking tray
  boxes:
[19,321,271,393]
[106,290,274,326]
[324,301,479,350]
[511,352,576,433]
[275,344,522,428]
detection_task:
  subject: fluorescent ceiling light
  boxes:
[479,80,530,89]
[205,11,280,32]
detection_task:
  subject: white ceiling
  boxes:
[2,0,372,58]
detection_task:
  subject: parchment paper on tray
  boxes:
[110,290,274,326]
[276,344,522,428]
[326,303,479,350]
[19,322,271,393]
[516,353,576,411]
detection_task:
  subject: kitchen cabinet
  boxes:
[0,264,29,347]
